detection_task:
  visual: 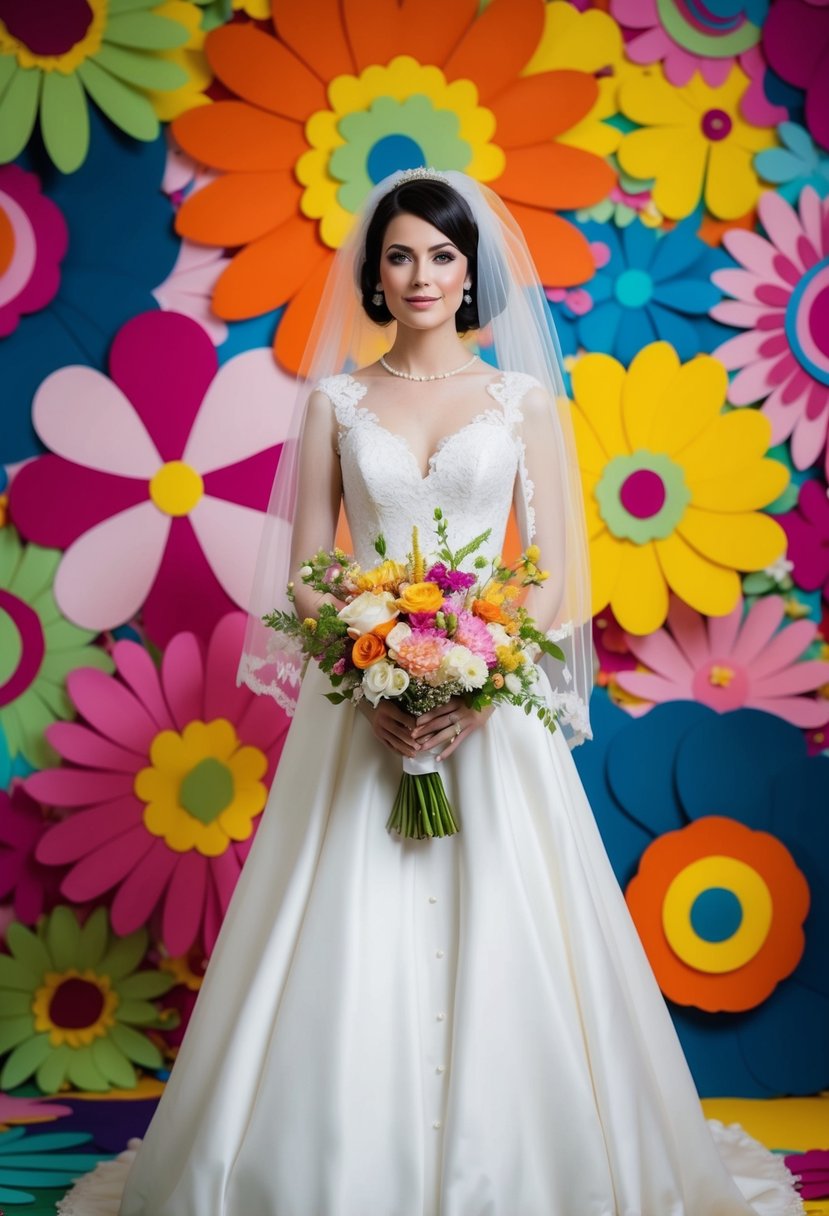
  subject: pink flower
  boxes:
[395,631,451,677]
[711,188,829,475]
[152,242,230,345]
[616,595,829,727]
[27,614,289,956]
[780,479,829,599]
[0,165,67,337]
[763,0,829,149]
[0,785,63,925]
[783,1149,829,1201]
[454,610,498,667]
[9,311,293,647]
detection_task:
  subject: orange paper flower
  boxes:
[171,0,613,372]
[351,633,387,668]
[625,816,809,1012]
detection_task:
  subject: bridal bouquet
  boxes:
[263,508,564,840]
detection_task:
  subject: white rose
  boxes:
[388,667,410,697]
[504,672,522,695]
[362,660,395,706]
[385,621,412,654]
[299,565,313,578]
[338,591,398,636]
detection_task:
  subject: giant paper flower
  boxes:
[0,1126,104,1206]
[612,0,766,86]
[754,122,829,204]
[548,217,733,364]
[711,187,829,476]
[617,594,829,727]
[0,905,177,1094]
[28,614,288,956]
[0,785,63,925]
[9,311,290,647]
[762,0,829,150]
[779,479,829,602]
[1,109,180,463]
[573,697,829,1097]
[0,1,203,173]
[170,0,613,371]
[617,65,777,219]
[0,526,113,769]
[573,342,788,634]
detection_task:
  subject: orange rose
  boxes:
[397,581,444,614]
[372,617,398,639]
[351,633,386,668]
[472,598,505,624]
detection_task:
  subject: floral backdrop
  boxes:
[0,0,828,1201]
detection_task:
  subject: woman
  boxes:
[58,170,802,1215]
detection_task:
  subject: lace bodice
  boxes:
[315,371,539,569]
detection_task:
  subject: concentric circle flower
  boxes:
[0,0,197,173]
[617,65,777,219]
[28,614,288,956]
[626,816,809,1011]
[617,593,829,726]
[573,696,829,1096]
[762,0,829,150]
[611,0,766,87]
[169,0,613,370]
[711,187,829,475]
[0,905,177,1093]
[0,164,66,337]
[9,311,291,646]
[548,217,733,363]
[573,342,788,634]
[0,526,113,769]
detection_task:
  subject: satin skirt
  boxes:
[58,664,802,1216]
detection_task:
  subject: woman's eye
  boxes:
[434,253,454,263]
[387,252,408,263]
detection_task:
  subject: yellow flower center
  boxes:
[708,665,735,688]
[32,969,118,1048]
[149,461,204,517]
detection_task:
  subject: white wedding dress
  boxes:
[57,373,803,1216]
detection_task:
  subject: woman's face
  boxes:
[378,212,470,331]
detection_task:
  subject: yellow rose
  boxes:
[397,581,444,614]
[356,559,408,593]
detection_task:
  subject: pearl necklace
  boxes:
[380,353,478,382]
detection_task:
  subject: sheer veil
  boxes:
[237,168,594,744]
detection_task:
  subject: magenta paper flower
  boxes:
[763,0,829,150]
[779,479,829,600]
[616,594,829,727]
[784,1149,829,1200]
[27,614,289,956]
[10,311,293,647]
[711,187,829,473]
[0,786,62,926]
[0,165,67,338]
[152,243,230,345]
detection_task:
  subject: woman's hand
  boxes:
[358,698,420,758]
[410,695,494,762]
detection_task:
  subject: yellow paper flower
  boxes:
[572,342,788,634]
[617,65,777,219]
[135,719,268,858]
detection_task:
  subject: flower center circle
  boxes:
[692,659,750,710]
[690,887,743,943]
[615,268,654,308]
[701,108,733,141]
[785,256,829,388]
[0,204,14,277]
[48,975,105,1029]
[179,757,235,825]
[149,461,204,517]
[0,590,46,707]
[367,134,425,184]
[619,469,666,518]
[0,0,93,55]
[662,855,773,974]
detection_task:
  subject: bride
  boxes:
[57,170,803,1215]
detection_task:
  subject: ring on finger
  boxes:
[453,720,461,738]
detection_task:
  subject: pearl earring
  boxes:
[372,283,384,306]
[463,286,472,305]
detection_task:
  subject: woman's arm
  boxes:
[513,385,567,635]
[289,389,344,622]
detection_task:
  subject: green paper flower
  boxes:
[0,1126,105,1206]
[594,451,692,545]
[0,0,194,173]
[0,906,179,1094]
[0,526,113,769]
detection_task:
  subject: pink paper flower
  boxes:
[763,0,829,149]
[780,479,829,600]
[10,311,292,647]
[0,785,63,925]
[711,187,829,474]
[0,165,67,337]
[27,614,289,956]
[152,243,230,345]
[616,594,829,727]
[0,1092,72,1126]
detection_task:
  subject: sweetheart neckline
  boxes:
[338,371,513,483]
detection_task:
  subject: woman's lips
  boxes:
[404,296,439,309]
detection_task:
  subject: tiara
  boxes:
[393,166,450,187]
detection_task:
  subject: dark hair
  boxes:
[359,179,480,331]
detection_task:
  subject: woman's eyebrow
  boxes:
[384,241,457,252]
